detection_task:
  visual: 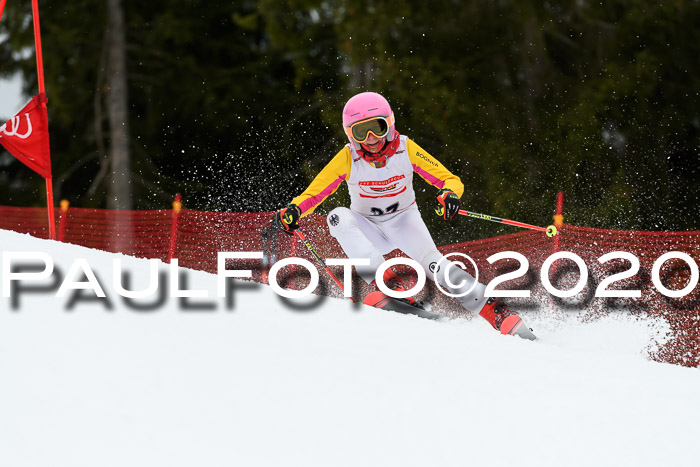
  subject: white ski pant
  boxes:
[326,205,488,314]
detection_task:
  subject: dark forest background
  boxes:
[1,0,699,241]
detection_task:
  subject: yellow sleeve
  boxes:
[407,138,464,197]
[290,147,352,217]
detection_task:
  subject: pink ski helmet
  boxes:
[342,92,396,150]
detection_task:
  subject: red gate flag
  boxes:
[0,92,52,178]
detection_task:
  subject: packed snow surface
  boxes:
[1,229,699,467]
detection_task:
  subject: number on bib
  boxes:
[370,203,399,216]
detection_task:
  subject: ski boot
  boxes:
[479,298,536,340]
[380,268,417,306]
[363,268,438,320]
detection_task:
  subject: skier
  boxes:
[275,91,535,339]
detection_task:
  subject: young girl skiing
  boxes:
[275,91,535,339]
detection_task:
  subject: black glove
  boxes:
[435,189,461,220]
[275,204,301,235]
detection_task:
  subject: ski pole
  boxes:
[458,209,558,237]
[293,229,346,292]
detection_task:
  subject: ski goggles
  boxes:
[345,115,394,143]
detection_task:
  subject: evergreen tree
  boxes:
[1,0,698,236]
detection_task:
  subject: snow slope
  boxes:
[1,229,699,467]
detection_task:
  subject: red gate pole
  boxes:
[543,192,566,312]
[549,191,565,284]
[31,0,56,240]
[45,177,56,240]
[553,192,564,255]
[58,199,69,242]
[32,0,46,94]
[0,0,8,22]
[167,194,182,263]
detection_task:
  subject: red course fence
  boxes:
[1,202,698,368]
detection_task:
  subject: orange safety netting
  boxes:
[1,205,698,367]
